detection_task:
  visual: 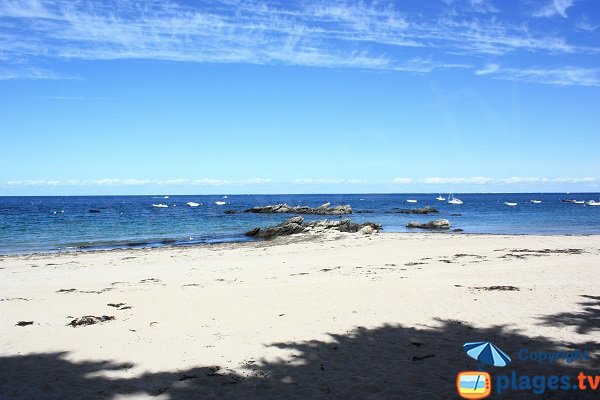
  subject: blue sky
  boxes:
[0,0,599,195]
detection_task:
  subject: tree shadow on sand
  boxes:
[538,295,600,335]
[2,302,600,400]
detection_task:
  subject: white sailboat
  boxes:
[186,202,201,207]
[407,199,417,203]
[436,194,446,201]
[152,204,168,208]
[531,200,542,204]
[504,202,517,207]
[447,194,463,205]
[586,200,600,206]
[215,201,227,205]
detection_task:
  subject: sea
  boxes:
[0,193,599,255]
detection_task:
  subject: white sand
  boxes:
[1,233,599,399]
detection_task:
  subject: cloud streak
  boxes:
[2,177,596,187]
[0,178,273,187]
[534,0,576,18]
[0,0,597,86]
[475,64,600,87]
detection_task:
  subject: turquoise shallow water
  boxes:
[0,193,599,254]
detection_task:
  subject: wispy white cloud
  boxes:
[0,178,273,187]
[443,0,499,14]
[475,64,600,86]
[551,177,596,183]
[292,178,368,185]
[576,17,600,32]
[534,0,576,18]
[0,0,595,83]
[500,176,547,184]
[422,176,493,184]
[1,177,597,187]
[475,63,500,75]
[0,66,78,80]
[390,177,415,184]
[412,176,597,185]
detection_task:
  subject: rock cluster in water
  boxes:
[244,202,352,215]
[406,219,450,229]
[245,216,380,239]
[393,206,439,214]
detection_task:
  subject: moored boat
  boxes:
[448,194,463,205]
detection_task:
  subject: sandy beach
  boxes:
[1,232,600,399]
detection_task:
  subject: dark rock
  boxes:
[245,217,381,239]
[16,321,34,327]
[245,216,307,239]
[223,210,238,214]
[406,219,450,229]
[88,209,101,213]
[244,202,352,215]
[68,315,115,327]
[393,206,439,214]
[452,229,464,232]
[304,219,381,234]
[450,213,462,216]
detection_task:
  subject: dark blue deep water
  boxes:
[1,193,599,254]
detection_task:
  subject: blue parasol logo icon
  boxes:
[463,341,511,369]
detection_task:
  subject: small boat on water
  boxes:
[530,200,542,204]
[186,202,201,207]
[561,199,584,204]
[448,194,463,205]
[504,202,517,207]
[215,201,227,205]
[163,196,169,199]
[436,194,446,201]
[153,204,168,208]
[223,195,228,199]
[407,199,417,203]
[586,200,600,206]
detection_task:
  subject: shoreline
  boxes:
[2,231,600,258]
[0,229,600,260]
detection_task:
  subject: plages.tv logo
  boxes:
[457,341,511,399]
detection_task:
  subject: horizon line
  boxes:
[1,191,599,197]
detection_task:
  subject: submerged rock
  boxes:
[245,217,381,239]
[406,219,450,229]
[393,206,439,214]
[244,202,352,215]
